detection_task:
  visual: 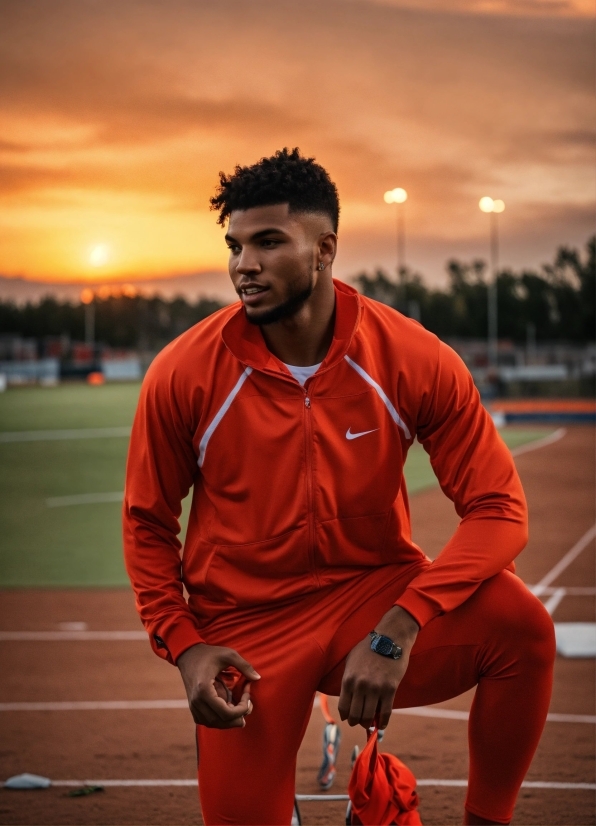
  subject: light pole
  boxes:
[384,187,408,278]
[84,244,110,348]
[479,197,505,370]
[80,288,95,347]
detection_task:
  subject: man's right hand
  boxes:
[177,643,261,729]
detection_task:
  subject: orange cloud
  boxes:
[0,0,592,289]
[361,0,592,16]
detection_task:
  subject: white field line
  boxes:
[391,707,596,725]
[3,587,594,643]
[43,430,566,508]
[46,492,123,507]
[0,699,592,724]
[525,587,596,596]
[394,706,469,721]
[531,524,596,597]
[5,780,591,792]
[542,587,567,616]
[0,426,131,443]
[0,700,188,711]
[510,427,566,458]
[29,427,566,507]
[416,781,596,790]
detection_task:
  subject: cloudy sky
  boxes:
[0,0,593,297]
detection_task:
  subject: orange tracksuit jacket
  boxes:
[123,280,527,665]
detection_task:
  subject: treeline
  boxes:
[355,236,595,344]
[0,237,594,349]
[0,295,223,351]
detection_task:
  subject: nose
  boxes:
[235,248,261,276]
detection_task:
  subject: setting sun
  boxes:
[0,0,591,292]
[89,244,110,268]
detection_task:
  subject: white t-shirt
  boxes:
[283,362,322,386]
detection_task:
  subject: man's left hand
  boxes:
[338,606,419,730]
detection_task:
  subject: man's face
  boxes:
[226,203,333,326]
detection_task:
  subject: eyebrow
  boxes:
[225,228,288,244]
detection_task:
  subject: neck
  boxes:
[260,276,336,366]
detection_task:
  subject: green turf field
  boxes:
[0,384,554,587]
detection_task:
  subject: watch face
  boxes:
[374,635,394,656]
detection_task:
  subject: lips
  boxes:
[238,283,269,306]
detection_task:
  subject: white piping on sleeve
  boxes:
[344,355,411,440]
[198,366,253,467]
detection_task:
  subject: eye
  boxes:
[260,239,279,248]
[227,244,240,254]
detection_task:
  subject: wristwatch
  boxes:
[369,630,402,660]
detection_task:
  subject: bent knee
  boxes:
[483,572,556,667]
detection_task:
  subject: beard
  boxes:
[245,273,314,326]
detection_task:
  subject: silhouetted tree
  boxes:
[1,237,594,350]
[0,294,224,351]
[354,236,595,344]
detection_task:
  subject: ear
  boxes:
[317,231,338,270]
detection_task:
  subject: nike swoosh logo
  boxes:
[346,427,379,440]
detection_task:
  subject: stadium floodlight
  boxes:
[383,188,407,204]
[478,198,506,371]
[479,196,505,215]
[384,188,408,276]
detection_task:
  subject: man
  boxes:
[123,148,555,825]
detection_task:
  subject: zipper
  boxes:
[303,389,320,586]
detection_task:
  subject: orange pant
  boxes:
[195,565,555,825]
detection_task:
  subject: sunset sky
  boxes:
[0,0,593,299]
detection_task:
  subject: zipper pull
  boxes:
[304,396,311,408]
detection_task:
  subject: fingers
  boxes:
[339,681,367,727]
[337,683,351,724]
[177,642,262,729]
[190,677,255,729]
[239,681,253,716]
[377,692,394,731]
[344,686,376,728]
[227,650,261,682]
[207,683,250,721]
[360,692,380,730]
[339,675,395,729]
[191,685,250,728]
[190,696,247,729]
[214,677,232,704]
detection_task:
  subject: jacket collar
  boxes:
[221,279,362,376]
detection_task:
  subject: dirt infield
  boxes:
[0,426,594,825]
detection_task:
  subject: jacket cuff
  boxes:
[394,588,441,629]
[150,615,206,665]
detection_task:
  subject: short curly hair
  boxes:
[210,147,340,232]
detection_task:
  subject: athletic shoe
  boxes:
[317,722,341,789]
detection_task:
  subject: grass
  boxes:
[0,383,553,587]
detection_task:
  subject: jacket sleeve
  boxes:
[395,340,528,628]
[123,360,205,664]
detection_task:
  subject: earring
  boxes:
[318,262,325,271]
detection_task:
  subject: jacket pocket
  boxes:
[202,526,313,607]
[317,512,392,567]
